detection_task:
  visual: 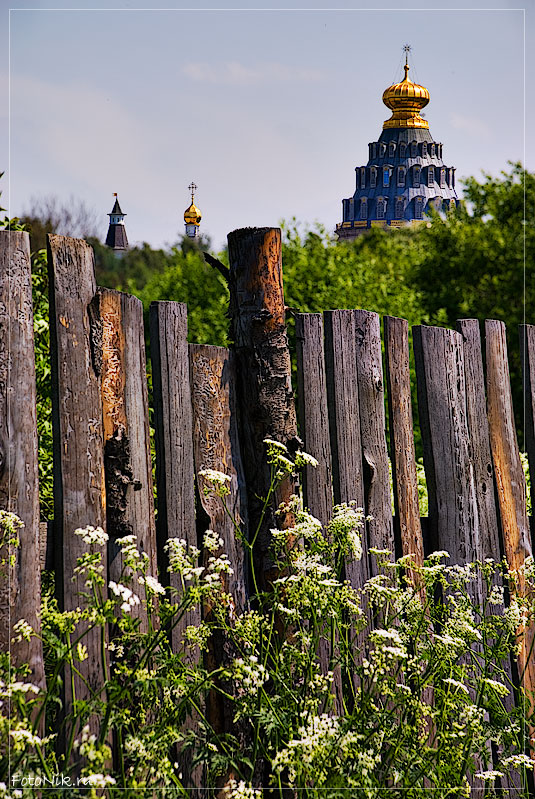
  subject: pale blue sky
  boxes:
[2,1,533,250]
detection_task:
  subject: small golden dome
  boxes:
[382,63,430,130]
[184,201,201,226]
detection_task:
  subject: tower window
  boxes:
[370,168,377,188]
[430,143,435,157]
[361,167,366,188]
[349,198,355,219]
[383,168,390,187]
[369,143,374,160]
[376,198,386,219]
[422,142,427,157]
[397,167,405,187]
[395,197,404,219]
[440,168,446,188]
[360,198,368,220]
[389,141,396,157]
[427,166,434,186]
[415,197,424,220]
[411,141,417,157]
[413,166,421,187]
[380,143,386,157]
[399,142,407,157]
[372,143,377,158]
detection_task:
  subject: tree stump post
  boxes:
[227,227,299,591]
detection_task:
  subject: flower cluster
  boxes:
[109,580,141,613]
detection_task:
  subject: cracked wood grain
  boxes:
[47,233,107,731]
[0,231,45,697]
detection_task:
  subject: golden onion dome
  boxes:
[382,62,430,130]
[184,201,202,226]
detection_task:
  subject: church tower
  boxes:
[105,194,129,253]
[336,48,458,239]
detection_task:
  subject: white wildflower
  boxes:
[12,619,34,643]
[263,438,288,452]
[294,450,319,468]
[74,525,108,547]
[203,529,224,553]
[232,655,268,695]
[481,677,509,697]
[443,677,470,695]
[109,581,140,612]
[500,753,534,770]
[328,503,364,560]
[138,574,165,595]
[222,778,262,799]
[474,770,504,781]
[10,729,42,747]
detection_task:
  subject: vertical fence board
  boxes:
[0,231,45,691]
[457,318,519,791]
[295,314,343,708]
[150,302,203,793]
[413,325,479,563]
[456,320,501,561]
[486,320,535,712]
[149,301,199,649]
[98,288,157,630]
[354,310,394,572]
[295,313,333,525]
[383,316,424,569]
[520,324,535,511]
[47,234,106,717]
[189,344,248,614]
[324,310,367,595]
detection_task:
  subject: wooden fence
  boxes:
[1,228,534,786]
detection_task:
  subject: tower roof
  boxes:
[109,197,125,216]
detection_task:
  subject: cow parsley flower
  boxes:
[74,525,108,547]
[138,574,165,595]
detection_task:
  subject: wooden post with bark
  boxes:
[97,288,157,631]
[0,231,45,694]
[227,227,300,591]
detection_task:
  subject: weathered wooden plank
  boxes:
[189,344,248,753]
[98,288,157,631]
[227,227,299,592]
[47,234,106,718]
[295,313,333,525]
[149,302,203,793]
[189,344,248,614]
[456,320,501,561]
[457,319,518,792]
[520,324,535,510]
[413,325,479,564]
[149,301,199,649]
[354,310,394,572]
[486,320,535,713]
[295,314,344,710]
[0,231,45,693]
[383,316,424,571]
[324,310,367,593]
